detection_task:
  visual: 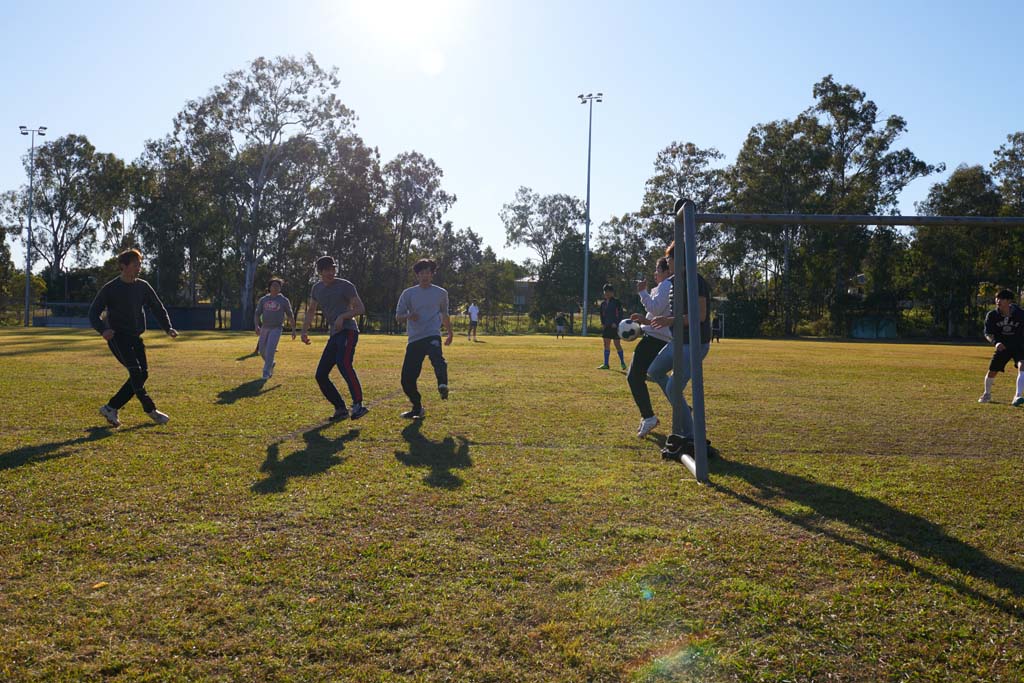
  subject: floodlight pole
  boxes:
[19,125,46,327]
[578,92,602,336]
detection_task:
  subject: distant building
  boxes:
[514,277,537,312]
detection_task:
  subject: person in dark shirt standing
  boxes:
[979,289,1024,406]
[89,249,178,427]
[598,284,626,370]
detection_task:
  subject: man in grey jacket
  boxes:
[395,259,453,419]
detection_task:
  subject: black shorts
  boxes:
[602,324,619,340]
[989,345,1024,373]
[469,320,478,330]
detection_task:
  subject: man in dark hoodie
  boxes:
[89,249,178,427]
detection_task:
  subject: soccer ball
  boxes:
[618,318,642,341]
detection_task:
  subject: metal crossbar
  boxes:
[697,213,1024,227]
[673,202,1024,484]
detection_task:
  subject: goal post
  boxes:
[672,201,1024,484]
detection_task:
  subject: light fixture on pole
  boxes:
[577,92,602,336]
[19,125,46,327]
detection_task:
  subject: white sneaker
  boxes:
[978,393,992,404]
[637,416,659,438]
[147,409,170,425]
[99,404,121,427]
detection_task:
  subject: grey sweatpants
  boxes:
[258,326,283,377]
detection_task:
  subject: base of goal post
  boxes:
[662,435,716,483]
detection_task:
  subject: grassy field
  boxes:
[1,328,1022,682]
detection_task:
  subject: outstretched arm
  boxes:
[301,299,318,345]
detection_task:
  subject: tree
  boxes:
[0,237,15,306]
[500,187,585,270]
[308,133,389,313]
[174,54,355,328]
[808,75,940,333]
[381,151,456,307]
[913,165,1003,336]
[597,212,657,296]
[729,115,828,332]
[640,141,729,255]
[534,232,613,325]
[2,135,126,300]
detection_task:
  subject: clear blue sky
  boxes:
[3,0,1023,269]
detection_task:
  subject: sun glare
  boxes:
[341,0,472,75]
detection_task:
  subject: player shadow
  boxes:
[252,424,359,494]
[712,458,1024,618]
[235,350,261,361]
[215,378,280,405]
[395,420,472,489]
[0,424,150,471]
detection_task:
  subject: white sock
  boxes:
[984,376,994,394]
[1016,371,1024,398]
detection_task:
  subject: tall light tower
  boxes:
[578,92,601,336]
[19,125,46,327]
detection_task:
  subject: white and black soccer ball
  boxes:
[618,318,642,341]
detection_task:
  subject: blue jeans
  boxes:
[646,341,710,438]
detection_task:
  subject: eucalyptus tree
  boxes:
[382,151,456,305]
[807,75,940,332]
[173,54,355,327]
[307,133,389,312]
[639,141,729,256]
[500,186,585,271]
[990,132,1024,291]
[2,134,125,300]
[913,164,1003,335]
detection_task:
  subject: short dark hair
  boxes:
[117,248,142,266]
[268,277,284,288]
[997,289,1016,301]
[656,256,670,272]
[315,256,336,272]
[602,283,614,293]
[413,259,437,274]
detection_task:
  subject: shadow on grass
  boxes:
[0,424,150,470]
[253,423,359,494]
[713,458,1024,618]
[216,378,279,405]
[395,420,472,489]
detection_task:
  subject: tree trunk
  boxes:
[240,234,257,330]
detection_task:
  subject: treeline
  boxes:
[3,61,1023,337]
[0,55,525,327]
[503,75,1024,337]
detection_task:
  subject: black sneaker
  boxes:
[438,384,449,400]
[350,403,369,420]
[661,435,695,462]
[401,407,425,419]
[331,407,350,421]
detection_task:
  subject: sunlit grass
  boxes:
[1,329,1022,681]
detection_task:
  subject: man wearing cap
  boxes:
[301,256,368,421]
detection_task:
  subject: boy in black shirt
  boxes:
[88,249,178,426]
[598,284,626,370]
[979,289,1024,406]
